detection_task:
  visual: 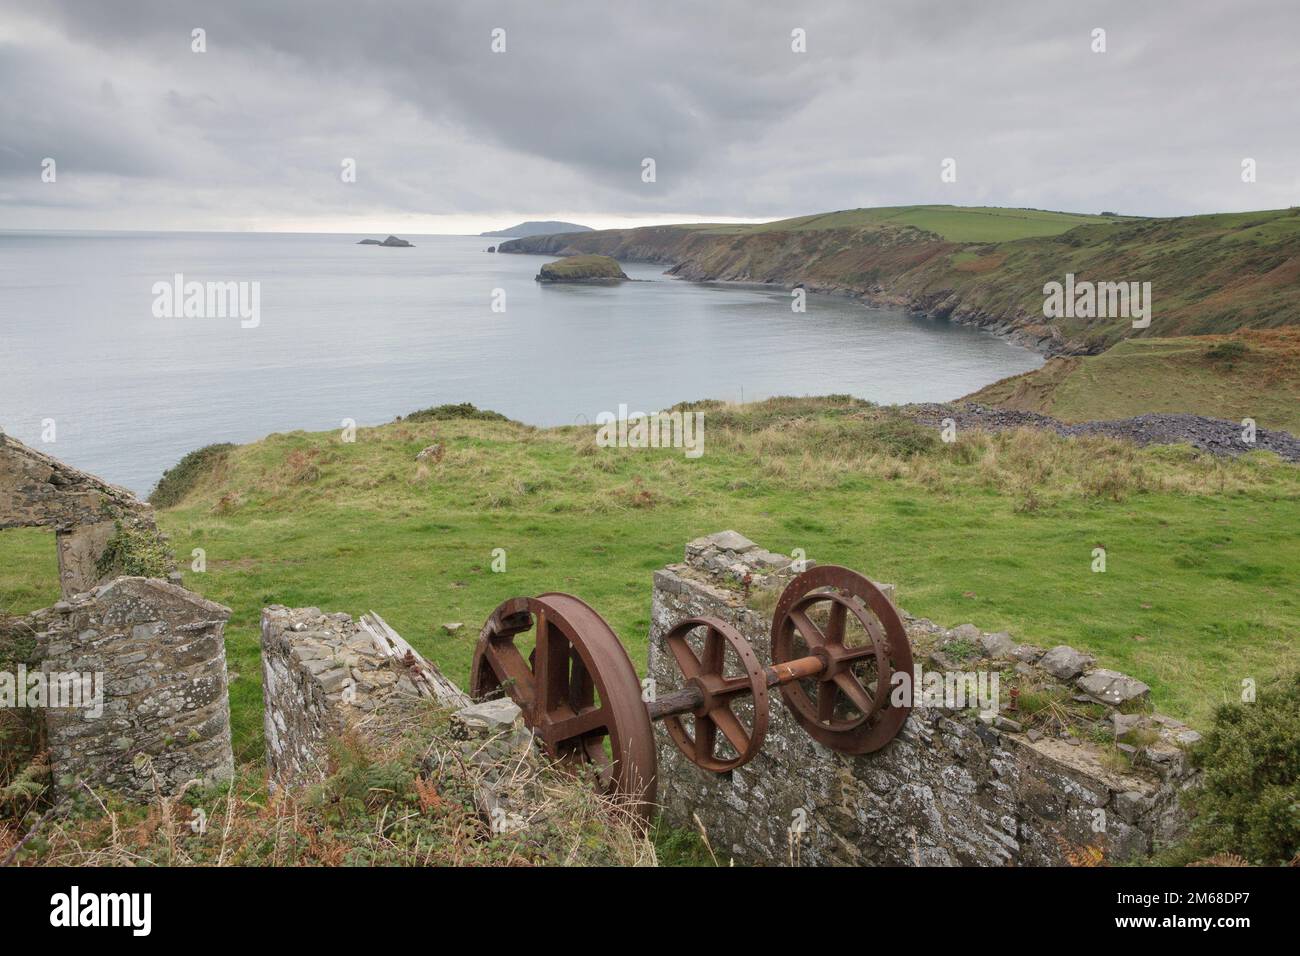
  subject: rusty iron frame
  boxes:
[469,565,914,812]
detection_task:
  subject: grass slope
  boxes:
[4,400,1296,767]
[967,329,1300,432]
[692,205,1118,242]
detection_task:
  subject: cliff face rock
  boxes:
[535,254,629,283]
[358,235,413,247]
[499,209,1300,356]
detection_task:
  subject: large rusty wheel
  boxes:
[471,593,657,814]
[771,565,913,754]
[660,617,769,772]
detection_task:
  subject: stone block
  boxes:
[1077,669,1151,706]
[453,698,522,736]
[1040,645,1094,680]
[980,631,1017,659]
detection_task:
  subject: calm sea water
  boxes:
[0,231,1042,496]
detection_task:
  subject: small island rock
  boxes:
[358,235,414,247]
[535,255,629,283]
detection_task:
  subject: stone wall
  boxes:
[261,605,546,831]
[0,433,177,597]
[36,577,234,800]
[648,532,1199,866]
[261,606,468,791]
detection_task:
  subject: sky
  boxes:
[1,0,1297,234]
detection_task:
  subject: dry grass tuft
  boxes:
[7,701,656,868]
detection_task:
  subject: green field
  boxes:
[967,330,1300,433]
[693,205,1119,243]
[3,399,1295,767]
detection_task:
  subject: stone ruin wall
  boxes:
[649,532,1200,866]
[2,441,225,803]
[0,433,178,597]
[260,606,539,828]
[261,605,470,791]
[35,577,234,800]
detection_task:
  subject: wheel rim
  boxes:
[771,565,913,754]
[471,592,658,814]
[661,617,769,772]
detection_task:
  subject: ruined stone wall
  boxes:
[261,605,547,831]
[0,433,177,597]
[36,578,234,800]
[261,606,468,791]
[648,532,1199,866]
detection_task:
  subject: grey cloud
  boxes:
[1,0,1298,229]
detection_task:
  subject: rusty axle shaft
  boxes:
[645,652,825,721]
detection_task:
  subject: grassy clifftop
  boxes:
[5,400,1295,766]
[966,329,1300,433]
[499,205,1300,354]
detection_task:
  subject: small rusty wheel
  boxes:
[471,593,657,815]
[771,565,913,754]
[660,617,769,772]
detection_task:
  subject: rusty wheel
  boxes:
[471,593,657,814]
[771,565,913,754]
[660,617,769,772]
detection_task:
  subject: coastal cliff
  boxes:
[498,206,1300,356]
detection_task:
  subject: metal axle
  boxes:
[645,652,825,720]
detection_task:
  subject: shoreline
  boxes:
[500,246,1069,359]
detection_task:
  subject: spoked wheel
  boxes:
[470,592,657,814]
[771,565,914,754]
[660,617,769,772]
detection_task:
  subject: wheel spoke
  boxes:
[710,707,751,755]
[788,608,827,648]
[665,634,703,678]
[833,672,874,715]
[546,706,610,744]
[532,611,570,719]
[485,642,536,704]
[568,648,594,712]
[700,625,725,674]
[580,738,614,788]
[816,679,838,721]
[694,714,717,762]
[826,599,847,646]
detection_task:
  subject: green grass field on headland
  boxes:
[967,329,1300,433]
[3,399,1295,767]
[693,205,1121,243]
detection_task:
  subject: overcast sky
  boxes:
[1,0,1296,233]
